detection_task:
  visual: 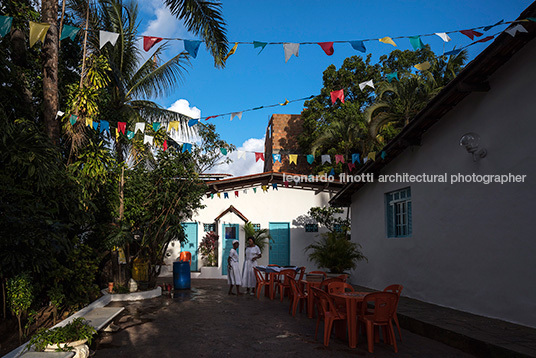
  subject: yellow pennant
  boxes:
[167,121,179,132]
[280,98,289,106]
[379,36,397,47]
[414,61,431,71]
[289,154,298,165]
[368,152,376,161]
[29,22,51,47]
[115,128,119,141]
[217,193,221,198]
[262,185,268,192]
[86,118,93,127]
[223,42,238,61]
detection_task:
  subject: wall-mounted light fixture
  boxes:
[459,132,487,161]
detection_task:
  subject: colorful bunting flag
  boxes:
[217,193,221,198]
[460,29,483,40]
[143,36,163,51]
[184,40,201,58]
[60,25,80,41]
[224,192,229,199]
[283,42,299,63]
[127,131,135,140]
[100,120,109,133]
[115,128,119,141]
[29,22,51,47]
[188,119,199,127]
[262,185,268,193]
[144,135,154,145]
[352,153,360,164]
[349,40,366,53]
[280,99,289,106]
[163,139,168,151]
[414,61,431,71]
[237,151,246,160]
[409,35,424,50]
[289,154,298,165]
[211,194,214,199]
[205,115,218,121]
[368,152,376,161]
[69,115,78,125]
[381,151,387,160]
[318,42,334,56]
[100,30,119,48]
[348,162,356,171]
[235,191,239,197]
[135,122,145,134]
[505,24,528,37]
[223,42,238,61]
[168,121,180,132]
[230,112,243,121]
[330,89,344,104]
[475,36,495,43]
[335,154,345,164]
[152,122,161,132]
[284,181,289,188]
[321,154,331,164]
[307,155,314,164]
[435,32,451,42]
[220,148,228,155]
[253,41,267,54]
[255,152,264,162]
[92,121,98,130]
[273,154,281,163]
[0,15,13,38]
[253,188,257,193]
[386,72,398,82]
[55,110,64,118]
[359,79,375,91]
[483,20,504,32]
[85,118,92,127]
[118,122,126,134]
[329,168,335,176]
[182,143,192,153]
[379,36,397,47]
[272,183,278,190]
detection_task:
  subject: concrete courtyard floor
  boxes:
[93,279,473,358]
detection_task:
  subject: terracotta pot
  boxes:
[108,282,114,293]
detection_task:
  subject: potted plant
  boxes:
[243,222,272,254]
[199,231,218,267]
[27,317,96,357]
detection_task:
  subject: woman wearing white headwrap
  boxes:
[242,237,261,295]
[227,240,242,295]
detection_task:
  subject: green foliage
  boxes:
[7,273,33,341]
[243,222,272,254]
[308,206,350,233]
[199,231,218,267]
[112,284,130,294]
[191,123,236,173]
[305,232,367,274]
[27,318,96,352]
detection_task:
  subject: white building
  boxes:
[161,172,344,279]
[331,5,536,328]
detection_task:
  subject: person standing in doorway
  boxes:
[227,240,242,295]
[242,237,262,295]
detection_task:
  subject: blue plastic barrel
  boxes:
[173,261,191,289]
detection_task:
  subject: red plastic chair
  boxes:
[253,267,271,299]
[288,275,307,317]
[327,282,355,294]
[319,277,345,292]
[276,269,297,301]
[383,284,403,341]
[308,270,327,279]
[179,251,192,266]
[358,292,398,353]
[311,287,347,347]
[297,267,306,282]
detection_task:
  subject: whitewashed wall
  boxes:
[349,40,536,328]
[163,186,342,278]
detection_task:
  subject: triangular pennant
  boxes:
[335,154,345,164]
[330,89,344,104]
[127,131,135,140]
[224,192,229,199]
[475,35,495,43]
[230,112,242,121]
[349,40,366,53]
[118,122,126,134]
[143,36,163,52]
[85,118,92,127]
[379,36,397,47]
[223,42,238,62]
[217,193,221,198]
[115,128,119,141]
[163,140,168,151]
[352,153,360,164]
[69,115,78,126]
[234,191,239,197]
[318,42,334,56]
[414,61,431,71]
[211,194,214,199]
[253,188,257,193]
[386,72,398,82]
[409,35,424,50]
[460,29,483,40]
[188,119,199,127]
[307,155,314,165]
[255,152,264,162]
[253,41,267,54]
[92,121,99,130]
[348,162,356,171]
[135,122,146,133]
[100,120,109,133]
[483,20,504,32]
[284,181,289,188]
[505,24,528,37]
[29,22,51,47]
[435,32,451,42]
[167,121,180,132]
[283,43,299,63]
[280,99,289,106]
[359,79,375,91]
[237,151,246,160]
[321,154,331,164]
[182,143,192,153]
[262,185,268,193]
[220,148,228,155]
[60,25,80,41]
[381,151,387,160]
[289,154,298,165]
[272,183,278,190]
[368,152,376,161]
[273,154,281,163]
[184,40,202,58]
[243,189,248,194]
[100,30,120,48]
[329,168,335,176]
[0,15,13,38]
[144,135,154,145]
[152,122,161,132]
[205,115,218,121]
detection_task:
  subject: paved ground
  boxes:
[93,279,473,358]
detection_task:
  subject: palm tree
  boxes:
[243,222,272,254]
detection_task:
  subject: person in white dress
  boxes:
[242,237,262,295]
[227,240,243,295]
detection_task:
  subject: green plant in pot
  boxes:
[27,317,96,353]
[243,222,272,254]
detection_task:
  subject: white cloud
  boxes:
[144,5,186,38]
[210,137,266,177]
[168,99,201,119]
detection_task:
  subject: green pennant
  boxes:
[409,36,424,50]
[220,147,228,155]
[0,15,13,38]
[253,41,267,54]
[60,25,80,41]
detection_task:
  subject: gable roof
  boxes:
[330,3,536,206]
[214,205,249,223]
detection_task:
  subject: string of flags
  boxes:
[0,14,533,62]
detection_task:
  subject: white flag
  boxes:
[321,154,331,164]
[230,112,243,121]
[144,135,154,145]
[435,32,451,42]
[135,122,146,134]
[283,43,299,63]
[237,150,246,160]
[505,24,527,37]
[359,79,375,91]
[56,110,64,118]
[100,30,119,49]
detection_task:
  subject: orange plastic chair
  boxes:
[383,284,403,341]
[267,264,280,267]
[179,251,192,266]
[311,287,347,347]
[297,267,306,282]
[253,267,271,299]
[358,292,398,353]
[327,282,355,295]
[276,269,297,301]
[288,275,307,317]
[319,277,345,292]
[309,270,327,279]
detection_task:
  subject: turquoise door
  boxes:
[181,222,198,271]
[222,224,239,275]
[269,222,290,266]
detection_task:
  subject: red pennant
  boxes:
[234,191,239,197]
[460,30,483,40]
[475,35,494,43]
[143,36,163,51]
[117,122,126,134]
[318,42,334,56]
[335,154,345,164]
[163,140,168,151]
[205,115,218,121]
[284,181,289,188]
[348,162,356,172]
[255,152,264,162]
[330,89,344,104]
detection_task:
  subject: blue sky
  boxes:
[136,0,531,175]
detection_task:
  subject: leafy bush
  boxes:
[199,231,218,267]
[305,232,367,274]
[28,317,96,352]
[7,273,33,342]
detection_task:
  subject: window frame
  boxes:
[385,187,412,238]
